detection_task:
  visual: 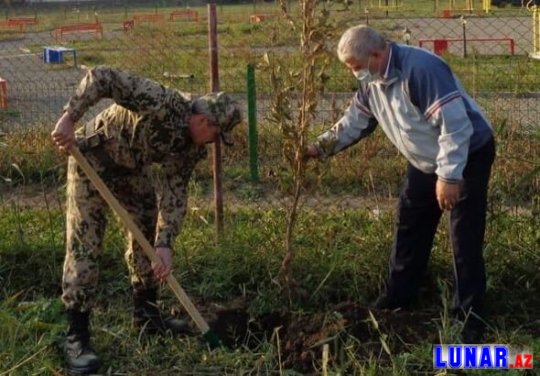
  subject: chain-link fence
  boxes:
[0,0,539,208]
[1,2,539,120]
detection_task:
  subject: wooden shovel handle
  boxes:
[70,146,210,334]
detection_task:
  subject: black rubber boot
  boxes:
[132,287,192,336]
[64,310,101,375]
[455,308,487,344]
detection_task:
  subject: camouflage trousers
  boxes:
[62,147,158,312]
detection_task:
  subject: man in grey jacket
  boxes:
[306,25,495,340]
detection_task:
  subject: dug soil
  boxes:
[199,301,439,374]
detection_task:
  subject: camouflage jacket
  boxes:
[65,66,207,249]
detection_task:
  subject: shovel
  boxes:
[70,146,221,348]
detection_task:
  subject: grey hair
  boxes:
[337,25,387,63]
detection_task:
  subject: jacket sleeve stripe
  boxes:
[424,92,461,120]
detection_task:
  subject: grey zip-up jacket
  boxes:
[314,43,493,182]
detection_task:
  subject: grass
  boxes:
[0,198,539,374]
[0,120,538,374]
[1,122,537,373]
[1,115,538,204]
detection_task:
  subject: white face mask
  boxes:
[353,69,371,81]
[352,56,379,83]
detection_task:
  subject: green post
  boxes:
[246,64,259,183]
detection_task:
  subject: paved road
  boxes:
[0,28,118,130]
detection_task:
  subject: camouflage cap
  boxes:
[192,92,242,146]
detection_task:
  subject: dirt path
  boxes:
[0,183,397,216]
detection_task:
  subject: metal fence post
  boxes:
[246,64,259,183]
[208,0,223,241]
[365,7,369,25]
[462,16,467,58]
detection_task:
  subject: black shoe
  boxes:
[132,287,193,336]
[65,334,101,375]
[134,314,193,336]
[460,317,486,344]
[453,307,487,344]
[64,310,101,375]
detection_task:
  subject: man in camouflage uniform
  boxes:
[51,66,242,374]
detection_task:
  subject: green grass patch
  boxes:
[0,203,539,374]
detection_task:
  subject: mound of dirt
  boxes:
[203,301,438,373]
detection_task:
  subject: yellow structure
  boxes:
[464,0,475,10]
[483,0,491,13]
[531,6,540,59]
[369,0,402,8]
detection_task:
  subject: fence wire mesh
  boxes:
[0,0,538,216]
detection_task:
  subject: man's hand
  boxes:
[304,144,319,159]
[436,179,462,211]
[152,247,173,282]
[51,112,76,153]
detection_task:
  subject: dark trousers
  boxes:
[385,137,495,315]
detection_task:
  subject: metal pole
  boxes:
[462,16,467,58]
[365,7,369,25]
[208,0,223,240]
[403,27,411,45]
[246,64,259,183]
[533,7,539,55]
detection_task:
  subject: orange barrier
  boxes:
[132,14,164,24]
[122,20,134,33]
[419,37,515,55]
[249,13,277,23]
[169,9,199,22]
[0,17,38,32]
[440,9,453,18]
[53,22,103,42]
[0,20,24,32]
[0,78,7,109]
[8,16,38,26]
